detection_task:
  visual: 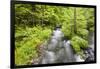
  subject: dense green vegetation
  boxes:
[15,4,94,65]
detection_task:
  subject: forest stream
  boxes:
[31,27,94,64]
[15,4,95,65]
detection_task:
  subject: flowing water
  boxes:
[38,29,95,64]
[63,40,76,62]
[39,28,85,64]
[88,32,94,51]
[84,32,95,62]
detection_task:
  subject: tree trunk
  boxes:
[74,8,77,34]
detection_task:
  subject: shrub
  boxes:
[15,26,52,65]
[77,29,89,39]
[71,36,88,54]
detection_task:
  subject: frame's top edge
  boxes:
[11,1,96,8]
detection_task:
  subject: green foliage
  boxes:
[15,26,51,65]
[14,4,95,65]
[77,29,89,39]
[71,36,88,53]
[62,21,72,39]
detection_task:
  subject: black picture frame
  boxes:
[10,1,97,68]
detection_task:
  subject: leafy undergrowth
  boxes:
[15,26,52,65]
[71,36,88,54]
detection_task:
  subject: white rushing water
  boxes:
[31,28,95,64]
[89,32,94,51]
[41,50,56,64]
[74,54,85,62]
[40,27,86,64]
[63,40,76,62]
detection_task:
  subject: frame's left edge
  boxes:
[10,1,15,68]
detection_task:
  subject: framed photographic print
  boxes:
[11,1,96,68]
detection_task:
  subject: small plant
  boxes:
[71,36,88,54]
